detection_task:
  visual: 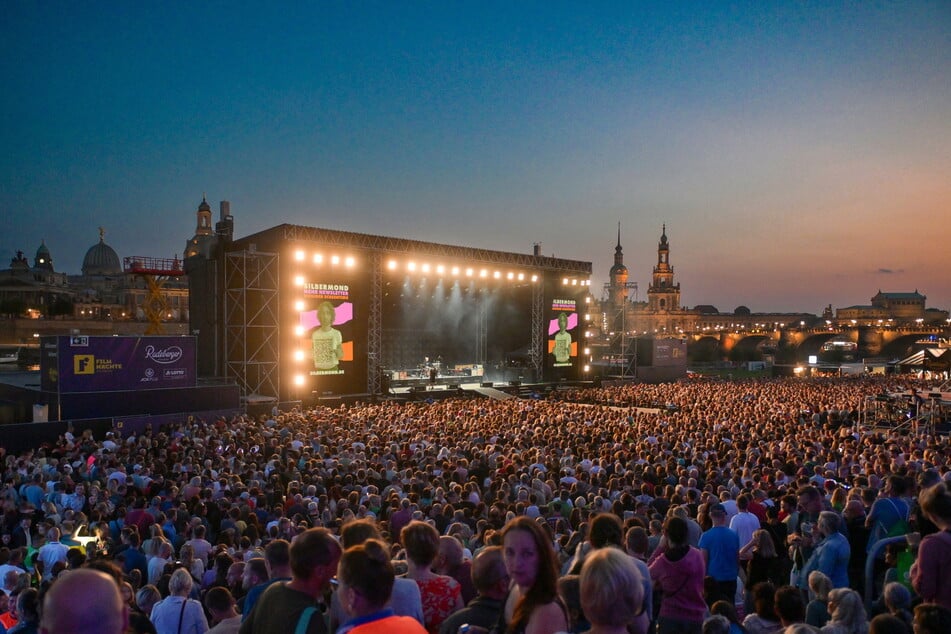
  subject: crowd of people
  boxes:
[0,375,949,634]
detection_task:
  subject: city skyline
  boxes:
[3,3,949,314]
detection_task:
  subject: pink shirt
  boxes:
[648,546,707,624]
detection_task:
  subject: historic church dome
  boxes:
[82,229,122,276]
[34,241,53,271]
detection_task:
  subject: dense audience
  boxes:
[0,375,949,634]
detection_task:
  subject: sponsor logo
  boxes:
[70,336,89,346]
[74,355,95,374]
[163,368,186,378]
[145,345,183,364]
[141,367,158,383]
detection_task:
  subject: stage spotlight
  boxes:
[294,325,305,336]
[387,260,398,270]
[531,274,538,282]
[313,253,323,264]
[408,262,417,272]
[294,275,305,286]
[572,279,578,285]
[421,263,430,273]
[563,278,568,285]
[493,271,501,279]
[451,266,460,276]
[436,264,445,274]
[506,272,514,280]
[480,269,488,278]
[294,300,305,311]
[331,255,340,265]
[293,350,306,361]
[517,273,525,281]
[466,268,474,277]
[345,256,355,267]
[294,375,306,386]
[294,250,305,261]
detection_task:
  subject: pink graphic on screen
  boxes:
[548,312,578,335]
[300,302,353,330]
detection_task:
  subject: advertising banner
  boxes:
[652,338,687,367]
[52,336,197,393]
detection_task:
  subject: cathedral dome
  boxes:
[82,230,122,276]
[610,262,628,275]
[34,241,53,270]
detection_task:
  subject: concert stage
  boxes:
[189,224,593,402]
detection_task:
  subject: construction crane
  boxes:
[123,256,185,335]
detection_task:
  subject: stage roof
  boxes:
[232,223,592,276]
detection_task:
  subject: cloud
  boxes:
[875,268,904,274]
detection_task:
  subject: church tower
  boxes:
[609,222,629,306]
[184,196,215,259]
[647,224,680,312]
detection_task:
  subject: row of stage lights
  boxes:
[290,249,590,287]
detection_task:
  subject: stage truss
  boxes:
[224,250,280,401]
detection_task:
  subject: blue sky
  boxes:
[2,2,949,313]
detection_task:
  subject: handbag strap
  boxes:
[177,597,188,634]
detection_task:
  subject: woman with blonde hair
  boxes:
[805,571,832,628]
[580,547,647,634]
[821,588,868,634]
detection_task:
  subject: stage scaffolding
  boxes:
[224,250,281,401]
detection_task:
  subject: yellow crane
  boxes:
[123,256,185,335]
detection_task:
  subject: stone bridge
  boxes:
[688,325,948,360]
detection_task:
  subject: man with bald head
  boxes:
[40,567,128,634]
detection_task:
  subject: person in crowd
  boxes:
[774,586,806,631]
[702,616,731,634]
[741,582,781,634]
[241,539,291,620]
[866,613,908,634]
[150,568,209,634]
[821,588,867,634]
[335,538,427,634]
[435,535,477,606]
[909,482,951,610]
[800,513,850,592]
[440,546,509,634]
[39,568,129,634]
[741,529,781,612]
[500,516,569,634]
[239,527,341,634]
[205,587,242,634]
[709,601,745,634]
[911,604,951,634]
[649,516,706,634]
[700,503,740,608]
[8,587,39,634]
[401,521,464,634]
[579,547,646,634]
[330,519,423,631]
[805,572,832,629]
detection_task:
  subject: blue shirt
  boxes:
[699,526,740,582]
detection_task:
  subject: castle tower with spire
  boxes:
[647,224,680,312]
[609,222,629,307]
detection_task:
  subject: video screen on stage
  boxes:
[548,297,578,367]
[286,253,368,398]
[299,283,354,376]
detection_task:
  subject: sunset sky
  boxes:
[3,2,949,314]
